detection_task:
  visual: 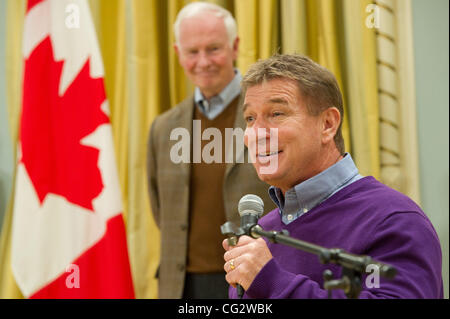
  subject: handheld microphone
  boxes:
[239,194,264,234]
[235,194,264,298]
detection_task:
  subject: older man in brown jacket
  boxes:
[147,2,273,299]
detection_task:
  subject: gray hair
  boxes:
[174,2,237,47]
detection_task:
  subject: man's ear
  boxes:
[320,107,341,144]
[232,37,240,61]
[174,43,183,65]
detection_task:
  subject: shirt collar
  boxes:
[194,69,241,117]
[219,69,242,106]
[269,153,360,221]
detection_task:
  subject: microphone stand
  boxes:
[221,221,397,299]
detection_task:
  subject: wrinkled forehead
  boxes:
[178,12,229,46]
[243,78,302,111]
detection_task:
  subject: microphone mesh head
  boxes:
[238,194,264,217]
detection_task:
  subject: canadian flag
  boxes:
[11,0,135,298]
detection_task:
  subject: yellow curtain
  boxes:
[0,0,25,299]
[170,0,198,107]
[125,0,172,299]
[234,0,279,74]
[304,0,351,157]
[280,0,308,55]
[89,0,130,216]
[1,0,391,299]
[340,0,380,178]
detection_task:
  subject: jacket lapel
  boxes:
[176,96,195,187]
[225,94,247,178]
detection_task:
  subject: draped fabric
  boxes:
[0,0,26,299]
[0,0,420,298]
[375,0,421,203]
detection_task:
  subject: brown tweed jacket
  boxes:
[147,94,275,298]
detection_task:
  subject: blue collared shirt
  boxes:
[194,69,242,120]
[269,153,363,225]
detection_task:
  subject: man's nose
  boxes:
[245,120,278,149]
[252,118,271,137]
[244,125,271,146]
[197,51,212,68]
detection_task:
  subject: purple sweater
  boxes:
[229,177,443,299]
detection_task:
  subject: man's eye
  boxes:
[207,47,220,54]
[273,112,283,117]
[245,116,255,123]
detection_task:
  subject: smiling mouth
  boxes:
[196,69,218,75]
[257,150,282,157]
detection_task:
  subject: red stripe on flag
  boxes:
[27,0,45,12]
[30,214,135,299]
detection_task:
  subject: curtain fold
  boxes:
[0,0,25,299]
[90,0,130,218]
[168,0,190,106]
[305,0,352,156]
[280,0,308,55]
[0,187,23,298]
[1,0,419,299]
[125,0,171,299]
[340,0,380,178]
[234,0,259,74]
[394,0,421,204]
[376,0,403,192]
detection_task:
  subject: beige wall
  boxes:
[412,0,449,298]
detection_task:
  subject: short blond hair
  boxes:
[242,54,345,155]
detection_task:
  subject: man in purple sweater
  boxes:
[222,54,443,299]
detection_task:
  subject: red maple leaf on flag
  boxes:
[20,36,110,211]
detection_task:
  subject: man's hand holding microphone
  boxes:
[222,195,273,295]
